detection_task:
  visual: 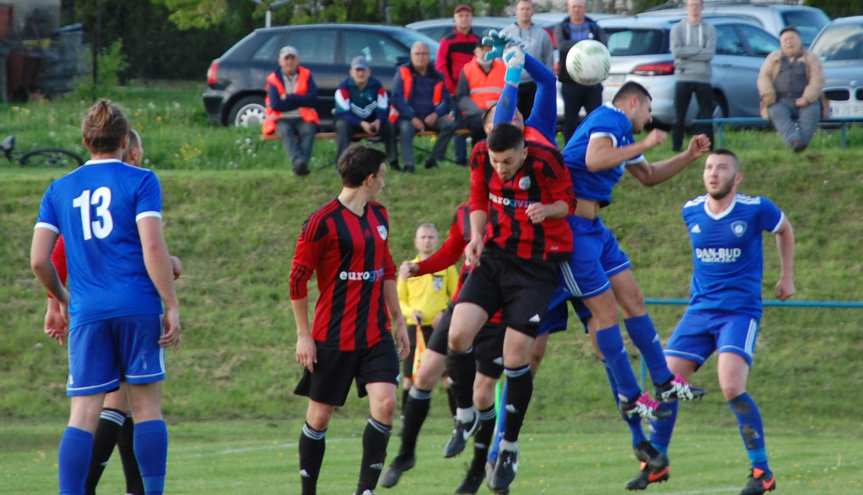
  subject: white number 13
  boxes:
[72,187,113,240]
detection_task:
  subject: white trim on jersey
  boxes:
[744,318,758,355]
[770,211,785,234]
[67,377,120,392]
[135,211,162,222]
[703,195,736,221]
[719,345,752,358]
[589,132,618,148]
[127,348,166,380]
[683,195,707,209]
[34,222,59,233]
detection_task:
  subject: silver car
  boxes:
[810,16,863,118]
[598,16,779,127]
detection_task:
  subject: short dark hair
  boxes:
[779,26,799,37]
[709,148,740,170]
[337,144,386,187]
[613,81,652,104]
[487,123,524,152]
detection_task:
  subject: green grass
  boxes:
[2,418,861,494]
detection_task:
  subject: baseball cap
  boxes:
[350,56,370,70]
[454,4,473,14]
[279,45,298,59]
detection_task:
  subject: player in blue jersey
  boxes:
[554,81,711,485]
[633,149,794,494]
[31,100,180,495]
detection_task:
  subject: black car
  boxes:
[203,24,439,130]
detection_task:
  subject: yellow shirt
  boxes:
[398,256,459,326]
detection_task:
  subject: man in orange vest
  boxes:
[455,44,506,148]
[390,42,457,172]
[263,45,320,176]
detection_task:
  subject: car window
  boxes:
[606,28,668,56]
[251,32,285,62]
[782,10,829,46]
[737,24,779,57]
[342,30,408,66]
[285,30,337,64]
[812,24,863,61]
[389,29,440,59]
[417,26,451,42]
[714,25,746,56]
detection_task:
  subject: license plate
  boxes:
[829,101,863,118]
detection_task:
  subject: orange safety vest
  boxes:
[388,65,445,123]
[262,66,320,136]
[463,59,506,111]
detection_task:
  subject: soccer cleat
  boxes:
[443,414,479,458]
[621,393,672,421]
[740,468,776,495]
[453,466,485,494]
[656,374,706,402]
[379,453,415,488]
[353,490,375,495]
[488,448,518,493]
[625,441,670,490]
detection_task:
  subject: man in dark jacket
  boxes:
[391,42,457,172]
[553,0,608,141]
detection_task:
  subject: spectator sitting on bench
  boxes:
[335,56,399,169]
[262,45,320,176]
[757,26,827,153]
[455,44,506,151]
[390,41,457,172]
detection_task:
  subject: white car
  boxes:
[811,16,863,118]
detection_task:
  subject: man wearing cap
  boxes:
[436,4,480,166]
[455,43,506,146]
[390,41,457,171]
[263,45,320,176]
[500,0,554,118]
[757,26,826,153]
[335,56,398,168]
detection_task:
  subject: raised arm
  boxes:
[626,134,711,186]
[773,217,795,300]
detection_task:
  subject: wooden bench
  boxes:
[693,116,863,148]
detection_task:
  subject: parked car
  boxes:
[598,15,779,127]
[203,24,439,129]
[406,16,513,42]
[638,1,829,47]
[810,16,863,118]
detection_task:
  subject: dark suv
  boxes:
[203,24,439,130]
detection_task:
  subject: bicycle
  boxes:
[1,135,85,168]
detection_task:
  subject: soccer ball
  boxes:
[565,40,611,86]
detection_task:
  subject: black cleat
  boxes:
[621,393,672,421]
[379,454,415,488]
[443,414,479,458]
[488,448,518,494]
[454,467,485,494]
[656,374,706,403]
[625,441,670,490]
[423,158,438,169]
[740,468,776,495]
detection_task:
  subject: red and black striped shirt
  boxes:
[469,138,574,262]
[290,199,396,351]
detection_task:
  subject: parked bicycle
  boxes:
[1,135,85,167]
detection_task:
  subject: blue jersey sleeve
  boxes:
[523,53,557,144]
[758,197,783,233]
[36,182,60,233]
[135,172,163,222]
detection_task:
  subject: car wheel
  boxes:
[228,95,266,128]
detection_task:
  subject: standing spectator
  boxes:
[455,44,506,146]
[390,42,457,172]
[501,0,554,118]
[262,45,320,176]
[553,0,608,141]
[671,0,716,152]
[436,4,480,166]
[335,56,399,169]
[757,26,826,152]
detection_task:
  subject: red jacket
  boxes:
[435,30,480,95]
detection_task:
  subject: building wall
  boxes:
[5,0,61,39]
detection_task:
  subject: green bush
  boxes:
[74,39,129,101]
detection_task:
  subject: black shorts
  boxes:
[428,304,505,379]
[294,334,399,406]
[457,246,559,337]
[403,325,434,378]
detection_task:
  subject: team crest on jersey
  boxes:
[731,221,747,238]
[433,275,443,291]
[518,176,531,190]
[377,225,388,240]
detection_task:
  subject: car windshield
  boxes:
[782,10,829,46]
[811,23,863,61]
[606,28,668,55]
[389,29,440,59]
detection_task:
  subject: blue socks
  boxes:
[729,393,770,475]
[133,419,168,495]
[603,361,646,448]
[596,325,641,401]
[649,401,679,455]
[58,426,94,495]
[624,315,674,386]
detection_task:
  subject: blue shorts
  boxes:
[560,216,631,299]
[538,287,592,334]
[66,315,166,397]
[664,309,761,367]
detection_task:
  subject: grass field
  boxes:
[1,82,862,493]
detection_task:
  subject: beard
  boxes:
[708,177,735,200]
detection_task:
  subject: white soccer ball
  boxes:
[565,39,611,86]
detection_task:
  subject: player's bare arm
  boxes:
[465,210,487,267]
[30,228,68,306]
[526,200,569,224]
[399,261,419,279]
[627,134,712,186]
[774,217,796,300]
[585,133,658,172]
[384,279,410,359]
[138,217,181,348]
[291,296,316,372]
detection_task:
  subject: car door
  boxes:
[281,28,339,123]
[710,23,761,117]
